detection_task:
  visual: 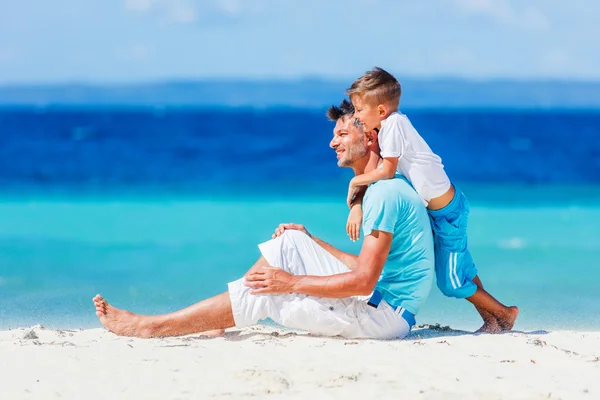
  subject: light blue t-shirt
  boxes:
[362,175,435,315]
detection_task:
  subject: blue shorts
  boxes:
[428,188,478,299]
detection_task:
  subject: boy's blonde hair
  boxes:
[347,67,401,110]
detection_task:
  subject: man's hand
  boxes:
[272,223,311,239]
[347,178,361,208]
[244,266,296,294]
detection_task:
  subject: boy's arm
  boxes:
[347,186,366,242]
[350,184,367,206]
[359,115,405,187]
[347,157,398,207]
[351,157,398,187]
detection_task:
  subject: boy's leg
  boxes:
[468,276,519,332]
[470,276,500,333]
[435,243,519,333]
[430,188,518,333]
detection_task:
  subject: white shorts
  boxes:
[227,230,412,339]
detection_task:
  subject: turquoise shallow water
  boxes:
[1,186,599,332]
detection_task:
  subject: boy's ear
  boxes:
[377,104,388,118]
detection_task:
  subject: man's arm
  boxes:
[245,230,393,298]
[312,235,359,271]
[272,223,359,270]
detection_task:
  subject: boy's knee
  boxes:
[437,279,476,299]
[437,281,460,298]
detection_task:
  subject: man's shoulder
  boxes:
[365,175,420,206]
[362,176,430,236]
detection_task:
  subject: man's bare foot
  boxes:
[93,294,146,337]
[201,329,226,338]
[498,306,519,332]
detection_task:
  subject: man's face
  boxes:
[352,95,381,132]
[329,116,369,168]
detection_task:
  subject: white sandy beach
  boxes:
[1,324,598,400]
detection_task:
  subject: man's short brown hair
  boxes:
[347,67,401,110]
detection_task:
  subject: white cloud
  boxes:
[455,0,551,31]
[456,0,514,22]
[167,1,198,23]
[124,0,261,24]
[125,0,154,13]
[520,6,551,31]
[216,0,242,16]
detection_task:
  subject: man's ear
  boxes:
[365,128,378,145]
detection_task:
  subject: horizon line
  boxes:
[2,76,600,87]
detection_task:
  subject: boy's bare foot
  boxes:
[93,294,145,337]
[498,306,519,332]
[476,317,501,334]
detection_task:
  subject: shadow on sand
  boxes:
[178,324,550,342]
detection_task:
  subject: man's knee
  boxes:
[281,229,309,241]
[277,229,312,251]
[259,230,309,275]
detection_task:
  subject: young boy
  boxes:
[345,67,518,333]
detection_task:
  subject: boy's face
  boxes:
[352,95,382,132]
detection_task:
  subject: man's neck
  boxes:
[353,150,381,176]
[366,150,382,174]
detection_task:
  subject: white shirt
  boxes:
[379,112,451,205]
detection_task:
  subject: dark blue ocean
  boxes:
[2,108,599,190]
[1,107,599,332]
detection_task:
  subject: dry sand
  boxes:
[1,324,598,399]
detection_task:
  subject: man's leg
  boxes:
[93,256,271,338]
[93,292,235,338]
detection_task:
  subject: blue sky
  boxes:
[1,0,598,83]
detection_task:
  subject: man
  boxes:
[92,99,435,339]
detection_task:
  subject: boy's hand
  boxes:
[346,205,363,242]
[347,178,360,208]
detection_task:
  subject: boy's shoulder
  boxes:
[381,112,411,130]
